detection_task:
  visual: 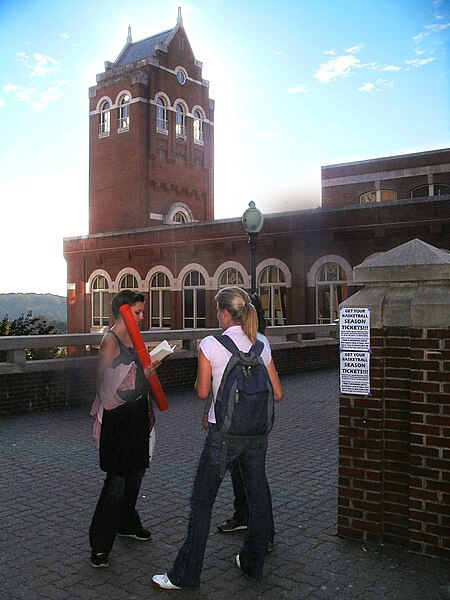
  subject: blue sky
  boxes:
[0,0,449,296]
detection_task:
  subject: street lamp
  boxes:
[241,201,264,294]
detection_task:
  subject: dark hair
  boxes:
[111,290,145,319]
[249,293,266,335]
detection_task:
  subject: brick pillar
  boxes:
[338,239,450,559]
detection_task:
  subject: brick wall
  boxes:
[0,343,339,416]
[338,326,450,560]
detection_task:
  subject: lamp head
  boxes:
[242,201,264,234]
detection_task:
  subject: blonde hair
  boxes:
[215,286,258,344]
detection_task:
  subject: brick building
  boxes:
[63,11,450,334]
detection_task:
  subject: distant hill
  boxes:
[0,293,67,323]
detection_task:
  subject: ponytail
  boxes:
[215,286,258,345]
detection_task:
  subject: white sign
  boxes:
[340,351,370,396]
[340,307,370,351]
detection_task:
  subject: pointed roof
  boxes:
[114,28,173,67]
[113,8,185,68]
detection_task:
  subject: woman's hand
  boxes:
[144,360,160,379]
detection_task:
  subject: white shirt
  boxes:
[199,325,272,423]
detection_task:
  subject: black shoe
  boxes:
[118,528,151,541]
[91,552,109,568]
[217,518,248,533]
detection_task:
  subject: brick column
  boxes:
[338,239,450,559]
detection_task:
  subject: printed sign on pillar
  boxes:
[339,307,371,395]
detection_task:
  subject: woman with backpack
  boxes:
[152,286,283,590]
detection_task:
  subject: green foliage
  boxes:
[0,310,67,361]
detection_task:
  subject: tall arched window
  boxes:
[150,273,171,328]
[92,276,110,327]
[259,266,286,326]
[316,263,347,323]
[156,97,168,133]
[119,274,138,290]
[99,100,111,137]
[193,109,204,144]
[183,271,206,328]
[175,102,186,139]
[118,93,130,130]
[219,268,244,288]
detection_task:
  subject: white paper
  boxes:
[149,340,176,363]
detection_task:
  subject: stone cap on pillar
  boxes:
[341,238,450,328]
[353,238,450,284]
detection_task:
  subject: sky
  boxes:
[0,0,449,296]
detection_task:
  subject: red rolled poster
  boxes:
[119,304,169,411]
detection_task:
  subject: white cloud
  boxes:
[287,83,308,94]
[315,52,361,83]
[58,32,71,39]
[378,65,401,72]
[3,80,69,111]
[405,57,435,67]
[358,79,394,92]
[426,21,450,31]
[15,51,61,77]
[31,53,61,77]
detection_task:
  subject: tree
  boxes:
[0,310,66,361]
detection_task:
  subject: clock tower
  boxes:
[88,8,214,234]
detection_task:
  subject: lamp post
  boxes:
[241,201,264,294]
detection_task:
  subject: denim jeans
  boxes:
[89,468,145,555]
[168,425,271,588]
[229,458,275,542]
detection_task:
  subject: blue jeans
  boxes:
[89,469,145,555]
[168,425,271,588]
[229,458,275,542]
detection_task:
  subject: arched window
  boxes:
[193,109,204,144]
[175,102,186,139]
[183,271,206,328]
[119,274,138,290]
[360,190,397,203]
[259,266,286,326]
[219,268,244,288]
[150,272,171,328]
[173,211,187,223]
[316,263,347,324]
[156,97,168,133]
[92,276,110,327]
[99,100,111,137]
[412,184,450,198]
[118,93,130,130]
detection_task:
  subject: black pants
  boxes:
[89,468,145,555]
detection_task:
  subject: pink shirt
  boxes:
[199,325,272,423]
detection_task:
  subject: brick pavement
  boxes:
[0,369,449,600]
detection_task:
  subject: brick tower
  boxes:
[88,8,214,234]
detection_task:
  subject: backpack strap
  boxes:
[214,334,264,357]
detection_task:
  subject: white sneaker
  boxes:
[152,573,182,590]
[235,554,241,570]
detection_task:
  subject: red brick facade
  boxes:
[339,326,450,559]
[63,12,450,335]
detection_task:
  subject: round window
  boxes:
[176,69,186,85]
